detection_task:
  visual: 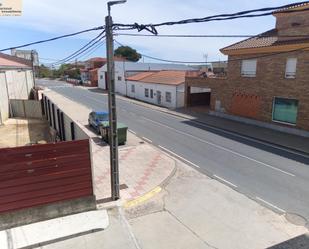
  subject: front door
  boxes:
[157,91,161,105]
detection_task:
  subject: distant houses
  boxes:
[97,61,195,108]
[126,71,187,109]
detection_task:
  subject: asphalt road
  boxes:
[38,79,309,223]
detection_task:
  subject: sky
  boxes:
[0,0,301,65]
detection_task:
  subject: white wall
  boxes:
[98,70,106,89]
[176,85,185,108]
[0,72,9,124]
[98,61,195,92]
[0,69,34,124]
[126,81,184,109]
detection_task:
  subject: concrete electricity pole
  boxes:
[31,50,36,88]
[106,0,126,200]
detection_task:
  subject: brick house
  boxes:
[80,57,107,87]
[185,3,309,132]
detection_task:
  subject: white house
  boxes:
[126,71,186,109]
[0,53,34,124]
[98,61,195,95]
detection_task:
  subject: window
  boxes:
[285,58,297,79]
[272,97,299,125]
[117,76,122,81]
[165,92,172,103]
[241,59,257,77]
[145,88,149,97]
[131,84,135,93]
[100,75,103,79]
[150,89,154,98]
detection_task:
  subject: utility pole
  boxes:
[31,50,36,88]
[106,0,126,201]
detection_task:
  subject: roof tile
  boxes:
[127,71,186,85]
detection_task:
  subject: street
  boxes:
[38,79,309,223]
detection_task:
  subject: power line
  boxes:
[114,2,309,34]
[51,31,105,65]
[77,41,105,60]
[42,38,106,67]
[114,40,309,65]
[115,33,309,39]
[0,26,104,52]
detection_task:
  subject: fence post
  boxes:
[60,112,66,141]
[70,122,75,141]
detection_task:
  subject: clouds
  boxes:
[0,0,296,62]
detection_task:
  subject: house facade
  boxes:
[126,71,187,109]
[80,57,107,86]
[185,3,309,133]
[98,61,195,94]
[0,53,34,124]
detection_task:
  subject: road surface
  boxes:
[38,79,309,223]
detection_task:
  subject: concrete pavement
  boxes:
[18,160,308,249]
[32,80,309,249]
[125,162,307,249]
[43,90,176,203]
[45,84,309,223]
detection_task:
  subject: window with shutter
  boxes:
[241,59,257,77]
[285,58,297,79]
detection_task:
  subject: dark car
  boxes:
[88,111,109,134]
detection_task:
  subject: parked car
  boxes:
[88,111,109,134]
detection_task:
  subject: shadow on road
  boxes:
[267,233,309,249]
[181,118,309,165]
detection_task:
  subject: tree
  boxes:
[114,46,141,62]
[37,64,52,78]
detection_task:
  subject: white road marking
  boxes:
[158,145,200,168]
[142,137,152,143]
[256,197,286,213]
[187,120,308,159]
[144,117,295,177]
[129,130,136,135]
[213,175,238,188]
[117,96,308,159]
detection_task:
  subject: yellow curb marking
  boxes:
[124,186,162,209]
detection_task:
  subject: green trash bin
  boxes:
[100,121,128,145]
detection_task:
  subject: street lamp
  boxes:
[108,0,127,16]
[106,0,127,201]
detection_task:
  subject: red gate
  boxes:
[0,139,93,213]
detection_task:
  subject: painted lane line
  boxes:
[129,130,136,135]
[256,197,286,213]
[213,175,238,188]
[188,120,309,159]
[158,145,200,168]
[115,95,309,159]
[142,137,152,143]
[144,117,295,177]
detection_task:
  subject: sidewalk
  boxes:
[113,93,309,154]
[36,88,308,249]
[43,90,176,204]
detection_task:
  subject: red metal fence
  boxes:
[0,139,93,214]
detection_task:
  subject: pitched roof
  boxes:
[127,71,186,85]
[221,29,309,53]
[0,53,31,68]
[126,72,155,81]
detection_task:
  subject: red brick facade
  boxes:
[185,7,309,131]
[186,51,309,131]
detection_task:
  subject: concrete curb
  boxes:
[116,95,309,156]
